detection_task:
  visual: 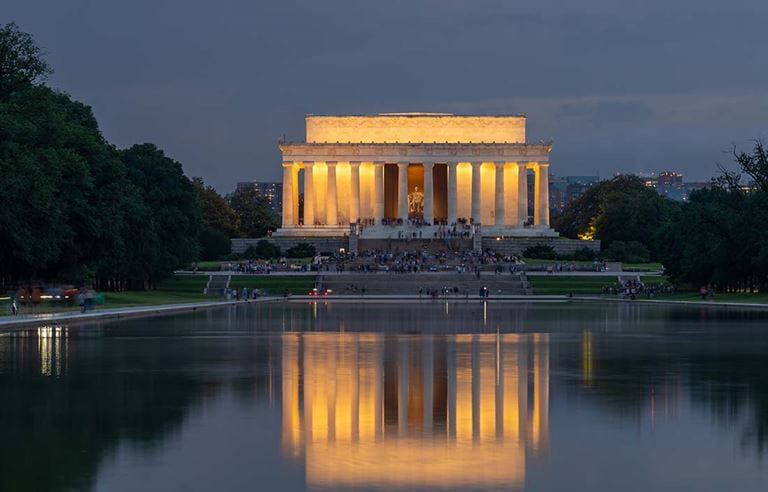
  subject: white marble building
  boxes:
[275,113,558,239]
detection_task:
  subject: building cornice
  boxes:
[280,141,552,163]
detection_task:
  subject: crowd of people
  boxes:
[220,286,262,300]
[603,278,676,299]
[356,218,478,239]
[215,260,313,273]
[330,248,523,274]
[538,261,607,273]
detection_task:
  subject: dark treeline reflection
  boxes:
[0,322,278,492]
[0,302,767,491]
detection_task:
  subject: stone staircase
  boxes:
[317,273,532,295]
[204,274,230,295]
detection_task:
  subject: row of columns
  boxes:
[282,161,550,228]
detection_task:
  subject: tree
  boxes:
[0,85,114,283]
[228,187,279,238]
[191,177,239,236]
[119,144,203,285]
[716,141,768,193]
[603,240,650,263]
[199,228,231,261]
[191,177,238,260]
[0,22,52,99]
[656,141,768,291]
[0,24,205,290]
[554,175,678,259]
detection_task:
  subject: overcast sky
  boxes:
[6,0,768,191]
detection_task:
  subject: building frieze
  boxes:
[279,142,552,162]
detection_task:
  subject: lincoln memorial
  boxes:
[275,113,558,240]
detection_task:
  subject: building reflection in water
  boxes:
[37,325,70,377]
[281,332,549,489]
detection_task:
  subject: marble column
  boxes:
[291,165,300,223]
[423,162,434,224]
[303,163,314,226]
[517,163,528,227]
[398,162,409,221]
[326,162,338,226]
[447,162,458,225]
[505,163,518,226]
[494,162,505,226]
[349,162,361,224]
[373,162,385,224]
[534,162,550,227]
[471,162,482,224]
[281,162,294,226]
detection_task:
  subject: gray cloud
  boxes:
[5,0,768,190]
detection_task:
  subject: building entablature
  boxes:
[279,142,552,163]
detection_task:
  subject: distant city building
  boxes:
[621,171,709,201]
[656,171,683,187]
[549,175,601,211]
[236,181,283,212]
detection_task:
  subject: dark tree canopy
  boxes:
[192,177,240,236]
[0,22,52,99]
[228,187,279,238]
[657,141,768,291]
[119,144,203,277]
[0,24,206,289]
[554,175,678,260]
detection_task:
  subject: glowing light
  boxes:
[578,221,597,241]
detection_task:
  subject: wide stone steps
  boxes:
[205,275,230,294]
[317,273,532,295]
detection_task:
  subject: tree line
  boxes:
[554,144,768,291]
[0,23,277,291]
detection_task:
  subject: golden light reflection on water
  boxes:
[37,325,69,377]
[582,330,594,386]
[281,332,549,488]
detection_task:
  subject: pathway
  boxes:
[0,299,269,330]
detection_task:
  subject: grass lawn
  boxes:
[639,276,670,285]
[528,276,618,295]
[3,275,211,316]
[102,275,210,306]
[193,261,224,271]
[523,258,663,272]
[623,262,664,272]
[229,275,316,295]
[522,258,595,266]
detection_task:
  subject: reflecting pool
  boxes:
[2,301,768,491]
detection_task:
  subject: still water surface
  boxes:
[1,301,768,491]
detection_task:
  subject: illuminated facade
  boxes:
[276,113,558,239]
[281,332,550,489]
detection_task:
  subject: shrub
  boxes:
[256,240,281,258]
[522,245,557,260]
[199,228,231,260]
[604,240,650,263]
[285,242,316,258]
[571,246,597,261]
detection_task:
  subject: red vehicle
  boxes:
[308,288,333,297]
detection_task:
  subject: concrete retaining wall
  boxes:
[358,238,472,252]
[483,237,601,256]
[232,237,349,254]
[233,236,599,256]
